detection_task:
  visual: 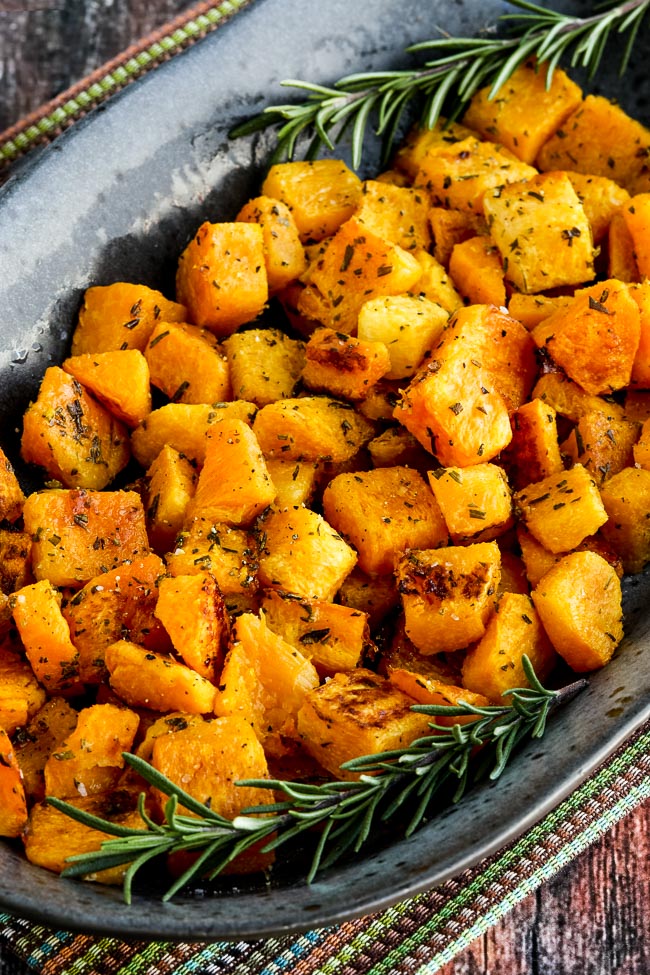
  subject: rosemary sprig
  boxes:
[230,0,650,168]
[47,658,586,904]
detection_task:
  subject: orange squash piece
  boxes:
[10,579,81,693]
[514,464,608,554]
[13,697,78,803]
[261,159,362,242]
[62,349,152,428]
[71,282,187,355]
[428,463,513,544]
[0,645,47,736]
[388,669,490,726]
[0,727,28,837]
[145,445,197,553]
[448,236,506,307]
[145,321,231,405]
[105,639,216,714]
[236,195,306,291]
[130,401,257,469]
[354,179,431,252]
[154,573,228,681]
[501,398,564,491]
[302,327,391,401]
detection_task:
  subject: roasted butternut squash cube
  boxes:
[155,574,228,681]
[0,727,27,837]
[0,645,47,736]
[253,396,374,464]
[484,172,595,293]
[302,327,391,400]
[71,282,187,355]
[388,670,490,726]
[298,217,422,334]
[608,212,639,283]
[214,612,319,756]
[565,172,630,244]
[428,463,513,544]
[463,61,582,163]
[261,159,362,242]
[176,221,268,334]
[224,328,305,407]
[357,294,448,380]
[532,280,640,396]
[428,206,487,268]
[461,592,556,702]
[236,195,306,291]
[145,321,230,404]
[130,400,257,469]
[265,458,319,509]
[62,349,151,428]
[188,419,275,527]
[0,528,32,596]
[508,293,573,331]
[396,542,501,654]
[500,398,564,491]
[414,136,537,213]
[105,639,216,714]
[536,95,650,191]
[63,553,167,684]
[23,488,149,587]
[322,466,448,576]
[531,551,623,671]
[296,669,433,780]
[514,464,607,554]
[599,466,650,573]
[0,445,25,522]
[354,180,431,251]
[10,579,81,693]
[21,366,130,490]
[409,250,463,314]
[166,517,258,599]
[260,590,370,674]
[43,703,139,800]
[145,445,197,553]
[394,117,478,179]
[13,697,78,803]
[337,567,400,629]
[517,524,623,588]
[531,371,625,424]
[135,711,205,761]
[449,236,506,307]
[257,505,356,601]
[561,412,639,485]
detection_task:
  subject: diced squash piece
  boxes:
[0,727,27,838]
[71,283,187,355]
[0,646,47,736]
[396,542,501,654]
[533,281,640,395]
[145,321,230,404]
[357,294,448,380]
[236,195,306,291]
[561,412,639,485]
[266,458,319,509]
[428,207,487,268]
[105,640,216,714]
[257,505,356,601]
[501,398,564,490]
[565,171,630,244]
[633,417,650,469]
[388,670,490,726]
[354,180,431,251]
[463,61,582,164]
[145,445,197,553]
[461,592,556,702]
[214,612,319,755]
[224,328,305,407]
[514,464,607,554]
[135,711,205,761]
[260,590,370,674]
[483,172,595,293]
[337,567,400,630]
[394,117,478,179]
[24,793,143,882]
[450,235,506,306]
[409,250,463,313]
[298,217,421,334]
[536,95,650,191]
[599,466,650,573]
[508,293,573,331]
[261,159,362,242]
[630,280,650,387]
[13,697,78,803]
[176,222,268,335]
[63,553,167,684]
[166,518,258,599]
[0,445,25,523]
[323,466,448,576]
[43,703,139,800]
[62,350,151,428]
[302,327,391,400]
[254,396,373,464]
[608,212,639,283]
[531,551,623,671]
[428,463,513,544]
[130,400,256,468]
[10,580,80,692]
[531,371,625,424]
[0,528,32,596]
[21,366,130,490]
[155,574,228,681]
[517,524,623,588]
[23,488,149,587]
[296,669,433,780]
[414,136,537,213]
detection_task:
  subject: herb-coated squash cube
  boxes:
[514,464,607,554]
[145,321,231,405]
[599,466,650,573]
[566,171,630,244]
[261,159,362,242]
[155,574,228,682]
[531,371,625,424]
[0,646,47,736]
[428,206,487,268]
[265,458,319,509]
[71,282,187,355]
[428,463,513,544]
[10,579,80,693]
[253,395,374,464]
[296,668,433,779]
[302,327,391,400]
[105,639,216,714]
[130,400,257,468]
[531,551,623,672]
[257,505,357,601]
[0,446,25,523]
[323,466,448,576]
[508,293,573,331]
[166,517,258,602]
[396,542,501,654]
[176,222,268,335]
[145,445,197,553]
[483,172,595,293]
[409,249,463,313]
[561,412,639,485]
[354,180,431,251]
[448,235,506,307]
[224,328,305,407]
[62,350,152,428]
[394,117,478,179]
[357,294,448,380]
[13,697,78,803]
[500,398,564,491]
[461,592,556,702]
[236,195,306,291]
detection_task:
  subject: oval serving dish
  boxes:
[0,0,649,942]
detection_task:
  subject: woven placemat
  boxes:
[0,3,649,972]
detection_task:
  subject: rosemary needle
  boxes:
[47,657,586,904]
[229,0,650,168]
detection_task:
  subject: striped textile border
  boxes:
[0,724,647,974]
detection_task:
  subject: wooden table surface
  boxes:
[1,2,649,973]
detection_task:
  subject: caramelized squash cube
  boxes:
[428,206,487,268]
[394,117,478,180]
[354,180,431,251]
[0,645,47,736]
[166,517,258,598]
[130,400,257,468]
[71,282,187,355]
[514,464,607,554]
[0,528,33,596]
[13,697,78,803]
[409,250,463,313]
[10,579,81,692]
[236,195,306,291]
[428,463,513,544]
[105,639,216,714]
[565,171,630,244]
[253,396,374,464]
[302,327,391,400]
[145,321,231,404]
[155,573,228,681]
[261,159,362,242]
[448,236,506,307]
[500,398,564,491]
[357,294,448,380]
[145,445,197,553]
[599,466,650,573]
[561,411,639,485]
[224,328,305,407]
